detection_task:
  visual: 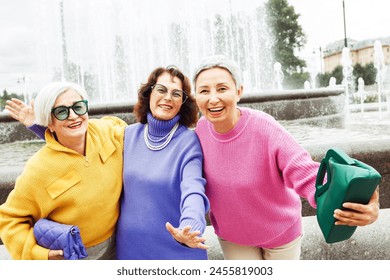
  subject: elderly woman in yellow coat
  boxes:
[0,82,126,260]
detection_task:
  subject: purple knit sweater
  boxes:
[116,113,209,260]
[195,107,319,248]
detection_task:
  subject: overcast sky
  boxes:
[1,0,389,96]
[290,0,390,52]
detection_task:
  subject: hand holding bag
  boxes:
[315,148,381,243]
[34,218,88,260]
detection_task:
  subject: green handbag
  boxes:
[315,148,381,243]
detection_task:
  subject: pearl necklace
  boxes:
[143,122,179,151]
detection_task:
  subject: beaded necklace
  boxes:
[143,122,179,151]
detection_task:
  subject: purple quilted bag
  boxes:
[33,218,88,260]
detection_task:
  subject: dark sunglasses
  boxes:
[51,100,89,121]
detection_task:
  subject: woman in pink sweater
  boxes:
[193,55,380,260]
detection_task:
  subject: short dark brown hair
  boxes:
[133,66,199,128]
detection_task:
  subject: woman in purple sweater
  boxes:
[192,55,380,260]
[116,66,210,260]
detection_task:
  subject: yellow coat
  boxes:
[0,116,126,259]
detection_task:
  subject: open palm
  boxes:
[5,98,35,126]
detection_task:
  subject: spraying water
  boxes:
[374,40,385,118]
[30,0,275,103]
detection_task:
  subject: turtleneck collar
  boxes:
[146,112,181,137]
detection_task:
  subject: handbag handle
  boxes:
[315,148,355,201]
[324,148,355,165]
[315,159,329,200]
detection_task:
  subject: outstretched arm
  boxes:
[333,187,380,226]
[165,222,208,250]
[5,98,35,126]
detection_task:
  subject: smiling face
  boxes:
[48,89,88,150]
[149,72,183,121]
[195,67,243,133]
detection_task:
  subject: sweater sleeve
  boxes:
[27,124,47,140]
[97,116,127,150]
[271,122,320,208]
[178,133,210,234]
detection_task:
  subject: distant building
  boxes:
[323,37,390,73]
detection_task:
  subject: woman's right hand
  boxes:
[48,249,64,260]
[165,222,208,250]
[5,98,35,127]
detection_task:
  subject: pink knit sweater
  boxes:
[195,107,319,248]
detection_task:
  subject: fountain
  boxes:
[356,77,367,113]
[374,40,386,118]
[13,0,275,104]
[328,76,337,87]
[273,62,284,90]
[341,47,353,120]
[304,80,311,90]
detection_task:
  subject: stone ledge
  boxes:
[204,208,390,260]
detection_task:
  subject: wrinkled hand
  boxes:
[334,187,379,226]
[166,222,208,250]
[48,249,64,260]
[5,98,35,126]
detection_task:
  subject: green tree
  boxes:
[331,65,343,85]
[316,72,332,88]
[352,62,376,90]
[265,0,308,89]
[317,63,377,89]
[286,72,310,89]
[316,65,343,88]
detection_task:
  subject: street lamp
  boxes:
[343,0,347,47]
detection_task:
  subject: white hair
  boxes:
[34,82,89,126]
[192,54,242,90]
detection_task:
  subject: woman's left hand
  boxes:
[5,98,35,126]
[165,222,209,250]
[333,187,380,226]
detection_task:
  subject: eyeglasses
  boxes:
[151,84,188,104]
[51,100,89,121]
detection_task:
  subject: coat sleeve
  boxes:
[0,173,50,260]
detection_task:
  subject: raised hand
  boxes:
[165,222,208,250]
[5,98,35,126]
